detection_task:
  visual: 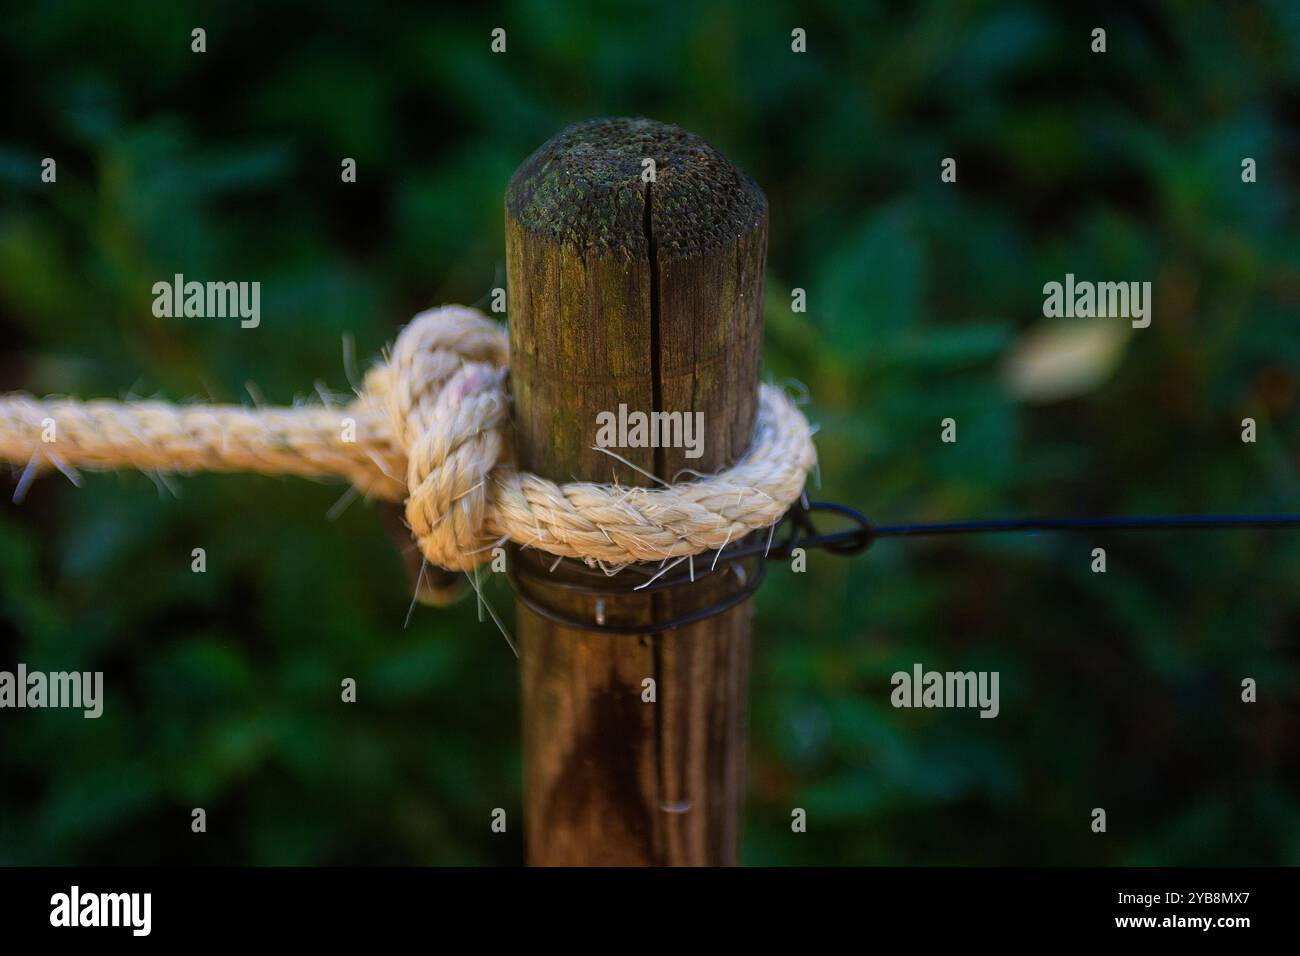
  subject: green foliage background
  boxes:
[1,0,1298,865]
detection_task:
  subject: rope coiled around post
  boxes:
[0,306,818,572]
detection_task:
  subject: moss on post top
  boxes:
[505,117,766,262]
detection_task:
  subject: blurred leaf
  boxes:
[1003,320,1132,402]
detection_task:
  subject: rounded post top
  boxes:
[505,117,766,261]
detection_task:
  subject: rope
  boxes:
[0,306,818,572]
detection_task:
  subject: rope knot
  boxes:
[356,305,816,574]
[0,303,817,576]
[363,306,511,572]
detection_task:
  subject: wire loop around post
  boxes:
[502,499,872,634]
[506,542,767,635]
[500,496,1300,634]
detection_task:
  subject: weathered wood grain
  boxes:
[506,118,767,865]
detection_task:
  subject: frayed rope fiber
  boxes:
[0,306,817,572]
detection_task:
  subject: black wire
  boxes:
[501,503,1300,634]
[768,501,1300,559]
[872,513,1300,538]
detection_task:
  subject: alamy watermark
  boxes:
[595,404,705,460]
[152,273,260,328]
[890,663,999,718]
[50,886,150,936]
[0,664,103,718]
[1042,273,1151,328]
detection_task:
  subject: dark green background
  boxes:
[1,0,1297,865]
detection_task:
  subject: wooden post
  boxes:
[505,118,768,865]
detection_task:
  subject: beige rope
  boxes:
[0,306,817,571]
